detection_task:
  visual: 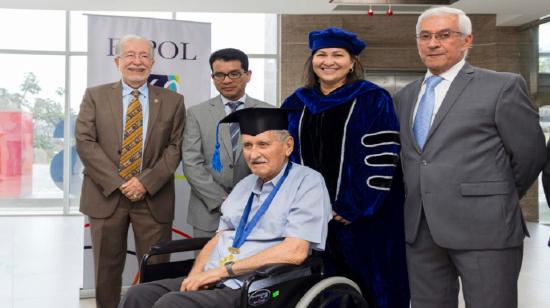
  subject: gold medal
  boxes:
[219,254,235,266]
[228,247,240,254]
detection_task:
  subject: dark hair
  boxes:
[303,52,365,89]
[209,48,249,71]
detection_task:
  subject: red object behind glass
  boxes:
[0,111,33,197]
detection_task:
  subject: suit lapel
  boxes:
[407,79,423,153]
[109,82,123,149]
[144,85,161,152]
[209,96,232,161]
[425,63,474,145]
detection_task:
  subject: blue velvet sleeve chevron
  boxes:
[332,89,400,222]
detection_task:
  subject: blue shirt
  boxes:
[121,81,149,160]
[205,162,332,289]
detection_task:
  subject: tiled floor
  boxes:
[0,216,84,308]
[1,216,549,308]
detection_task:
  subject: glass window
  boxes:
[70,11,173,52]
[0,54,65,211]
[0,9,279,214]
[248,58,278,105]
[540,23,550,52]
[70,56,87,112]
[539,22,550,73]
[176,13,277,54]
[69,56,87,213]
[0,9,65,51]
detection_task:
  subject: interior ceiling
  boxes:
[0,0,548,26]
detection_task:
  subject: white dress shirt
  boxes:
[221,94,247,115]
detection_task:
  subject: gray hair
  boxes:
[416,7,472,36]
[114,34,155,60]
[272,130,291,142]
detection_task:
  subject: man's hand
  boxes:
[180,267,228,292]
[120,177,147,202]
[332,210,351,225]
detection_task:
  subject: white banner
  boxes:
[83,14,211,292]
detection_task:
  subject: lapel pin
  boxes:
[154,98,159,104]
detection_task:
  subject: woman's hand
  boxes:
[332,210,351,225]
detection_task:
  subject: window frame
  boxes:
[0,9,279,215]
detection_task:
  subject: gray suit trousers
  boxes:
[406,215,523,308]
[119,277,241,308]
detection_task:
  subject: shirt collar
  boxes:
[424,59,465,83]
[221,94,247,106]
[252,161,289,195]
[121,80,149,98]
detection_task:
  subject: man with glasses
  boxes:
[76,34,186,308]
[182,48,271,239]
[394,7,546,308]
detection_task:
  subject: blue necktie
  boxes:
[413,76,443,149]
[227,101,242,159]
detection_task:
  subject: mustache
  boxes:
[250,158,267,164]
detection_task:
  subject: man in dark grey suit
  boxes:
[394,7,546,308]
[182,48,271,238]
[542,142,550,223]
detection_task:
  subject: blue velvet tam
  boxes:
[309,27,366,55]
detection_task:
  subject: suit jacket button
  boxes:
[229,164,234,169]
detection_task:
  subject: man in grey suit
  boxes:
[394,7,546,308]
[542,141,550,204]
[542,143,550,242]
[182,48,271,238]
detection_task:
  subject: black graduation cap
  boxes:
[211,108,290,172]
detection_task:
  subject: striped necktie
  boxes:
[227,101,242,159]
[119,90,143,180]
[413,75,443,150]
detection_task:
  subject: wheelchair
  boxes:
[140,237,369,308]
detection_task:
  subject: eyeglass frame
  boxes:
[416,30,465,42]
[211,70,248,81]
[120,52,153,61]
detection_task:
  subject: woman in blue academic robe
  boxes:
[282,27,410,308]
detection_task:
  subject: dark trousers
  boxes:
[406,216,523,308]
[119,277,241,308]
[89,198,172,308]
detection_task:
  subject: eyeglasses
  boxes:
[121,53,152,61]
[211,71,247,81]
[416,30,464,42]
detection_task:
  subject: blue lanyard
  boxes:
[232,162,293,250]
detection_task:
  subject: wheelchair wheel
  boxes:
[295,276,369,308]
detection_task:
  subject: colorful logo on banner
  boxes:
[148,74,181,93]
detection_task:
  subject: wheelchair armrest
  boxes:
[254,256,323,278]
[240,255,324,306]
[140,237,211,283]
[147,237,211,256]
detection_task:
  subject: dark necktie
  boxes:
[119,90,143,179]
[413,75,443,149]
[227,101,242,159]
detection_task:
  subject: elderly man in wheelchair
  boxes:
[119,108,367,308]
